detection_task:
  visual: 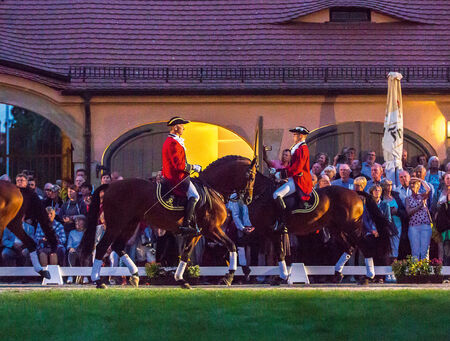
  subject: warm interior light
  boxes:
[183,122,253,171]
[448,121,450,138]
[430,115,446,143]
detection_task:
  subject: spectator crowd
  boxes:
[0,146,449,285]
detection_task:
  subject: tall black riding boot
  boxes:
[179,197,199,235]
[274,196,287,232]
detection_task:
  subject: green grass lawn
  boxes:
[0,289,448,341]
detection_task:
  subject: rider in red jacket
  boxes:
[273,126,312,231]
[162,116,202,235]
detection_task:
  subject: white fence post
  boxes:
[288,263,310,284]
[42,265,64,285]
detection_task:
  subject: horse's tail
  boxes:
[361,192,395,259]
[80,184,109,261]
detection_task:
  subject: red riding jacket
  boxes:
[285,141,313,198]
[162,134,192,194]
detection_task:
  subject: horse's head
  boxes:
[200,155,258,202]
[242,157,257,205]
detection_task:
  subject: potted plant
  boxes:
[392,256,444,284]
[145,262,176,285]
[185,264,200,285]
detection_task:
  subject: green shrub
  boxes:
[392,256,443,277]
[185,265,200,278]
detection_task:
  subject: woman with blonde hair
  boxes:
[353,176,367,192]
[321,165,336,181]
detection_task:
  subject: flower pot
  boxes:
[429,275,444,284]
[396,275,412,284]
[396,275,444,284]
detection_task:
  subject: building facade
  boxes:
[0,1,448,182]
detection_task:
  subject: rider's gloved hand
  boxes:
[193,164,202,173]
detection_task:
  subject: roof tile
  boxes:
[0,0,448,92]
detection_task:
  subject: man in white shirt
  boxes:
[361,151,376,178]
[394,170,412,206]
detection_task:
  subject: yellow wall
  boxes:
[183,122,253,169]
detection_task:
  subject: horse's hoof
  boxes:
[38,270,51,280]
[358,276,371,286]
[270,276,288,286]
[220,273,234,286]
[242,266,251,282]
[177,280,192,289]
[129,275,139,288]
[95,280,108,289]
[333,271,344,284]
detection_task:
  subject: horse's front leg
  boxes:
[333,232,356,283]
[174,235,202,289]
[204,228,238,286]
[220,233,238,286]
[7,214,51,280]
[271,231,289,285]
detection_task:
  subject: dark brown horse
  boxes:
[0,180,58,279]
[80,155,257,289]
[248,172,393,283]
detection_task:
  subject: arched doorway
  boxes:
[306,121,437,165]
[0,79,84,171]
[103,122,254,178]
[0,104,73,183]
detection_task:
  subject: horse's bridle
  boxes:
[240,163,257,205]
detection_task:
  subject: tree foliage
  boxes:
[10,106,61,154]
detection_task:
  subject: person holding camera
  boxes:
[263,146,291,179]
[332,147,355,177]
[406,177,432,260]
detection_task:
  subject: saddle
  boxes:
[284,189,319,214]
[156,178,212,212]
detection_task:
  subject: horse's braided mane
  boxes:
[201,155,249,174]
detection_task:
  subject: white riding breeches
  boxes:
[187,181,200,202]
[273,177,296,200]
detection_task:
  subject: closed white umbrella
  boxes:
[382,72,403,186]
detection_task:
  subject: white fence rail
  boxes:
[0,265,448,285]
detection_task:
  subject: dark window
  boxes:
[330,7,371,22]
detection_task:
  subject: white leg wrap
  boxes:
[91,259,103,282]
[120,254,139,275]
[335,252,351,273]
[110,251,119,267]
[30,251,43,273]
[279,260,288,280]
[229,251,237,271]
[174,261,187,281]
[237,247,247,266]
[365,258,375,279]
